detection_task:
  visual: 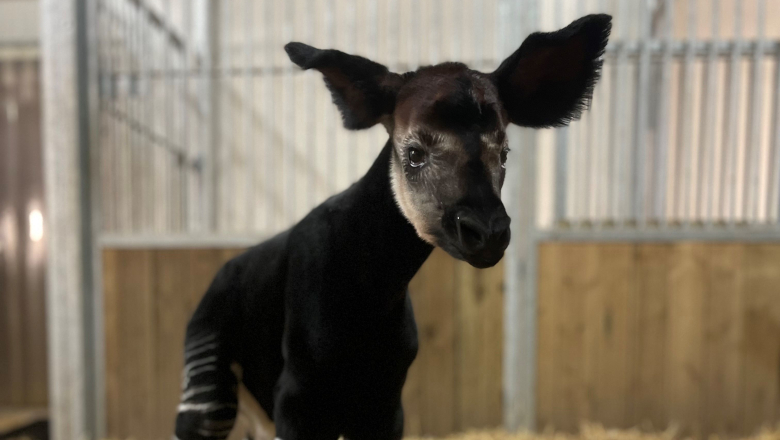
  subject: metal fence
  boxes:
[95,0,780,240]
[540,0,780,230]
[96,0,510,238]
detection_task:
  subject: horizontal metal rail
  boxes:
[537,225,780,242]
[99,233,268,248]
[97,40,780,79]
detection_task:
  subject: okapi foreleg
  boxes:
[175,264,242,440]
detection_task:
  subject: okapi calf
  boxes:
[175,14,611,440]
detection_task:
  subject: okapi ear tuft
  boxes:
[491,14,611,128]
[284,42,404,130]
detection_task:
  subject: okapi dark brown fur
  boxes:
[174,14,611,440]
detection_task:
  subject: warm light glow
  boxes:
[29,209,43,242]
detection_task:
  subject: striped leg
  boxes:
[175,332,238,440]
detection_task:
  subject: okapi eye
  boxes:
[500,148,510,168]
[408,147,426,168]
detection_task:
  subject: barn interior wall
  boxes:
[536,241,780,437]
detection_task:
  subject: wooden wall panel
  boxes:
[702,244,744,435]
[407,249,457,436]
[741,245,780,432]
[535,243,563,431]
[631,244,671,430]
[536,242,780,437]
[594,244,635,429]
[103,247,504,439]
[666,243,705,434]
[454,258,503,430]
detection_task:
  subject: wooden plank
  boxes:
[666,243,705,436]
[742,244,780,432]
[111,250,155,439]
[154,249,192,438]
[593,243,634,429]
[102,249,121,437]
[406,248,457,436]
[455,258,503,430]
[558,243,598,432]
[631,244,671,430]
[534,243,562,432]
[702,243,744,435]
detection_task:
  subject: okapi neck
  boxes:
[346,140,434,288]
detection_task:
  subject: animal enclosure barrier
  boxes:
[38,0,780,439]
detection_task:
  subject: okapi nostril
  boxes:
[456,217,486,250]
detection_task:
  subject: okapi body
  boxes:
[175,14,611,440]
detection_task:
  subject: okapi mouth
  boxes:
[437,207,511,269]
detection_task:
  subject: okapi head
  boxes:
[286,14,611,268]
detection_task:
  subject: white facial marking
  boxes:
[390,159,437,244]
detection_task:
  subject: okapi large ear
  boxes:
[285,42,404,130]
[491,14,611,128]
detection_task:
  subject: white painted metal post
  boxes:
[502,0,539,431]
[42,0,99,438]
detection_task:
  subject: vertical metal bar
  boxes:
[503,0,538,431]
[222,0,233,232]
[204,0,220,233]
[264,0,276,232]
[554,131,567,225]
[769,48,780,223]
[368,0,380,166]
[595,0,608,223]
[325,1,336,197]
[654,0,673,223]
[100,1,115,233]
[41,0,100,436]
[124,0,134,232]
[633,0,651,225]
[183,0,193,232]
[306,0,317,211]
[136,2,147,233]
[244,0,254,232]
[553,0,567,225]
[143,3,153,233]
[722,1,742,224]
[473,0,483,70]
[343,0,357,184]
[284,0,295,225]
[610,0,629,224]
[429,0,440,65]
[675,0,696,223]
[118,1,130,233]
[701,0,720,223]
[162,4,174,232]
[745,0,766,222]
[576,0,590,225]
[83,0,103,435]
[152,5,163,233]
